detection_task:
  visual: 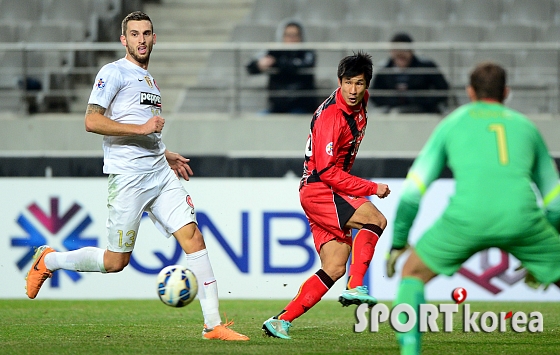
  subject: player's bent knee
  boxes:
[354,203,387,229]
[323,265,346,281]
[104,261,128,273]
[174,224,206,254]
[372,213,387,229]
[103,252,130,273]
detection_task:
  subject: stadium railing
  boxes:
[0,41,559,116]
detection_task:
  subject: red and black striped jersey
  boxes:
[301,88,378,196]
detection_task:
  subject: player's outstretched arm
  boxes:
[85,104,164,136]
[165,150,193,180]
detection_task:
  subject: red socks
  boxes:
[347,224,382,289]
[277,269,334,322]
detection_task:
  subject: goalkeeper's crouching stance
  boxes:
[387,61,560,355]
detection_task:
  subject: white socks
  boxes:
[186,249,221,328]
[42,246,221,328]
[44,247,107,273]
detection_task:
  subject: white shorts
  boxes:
[105,167,197,252]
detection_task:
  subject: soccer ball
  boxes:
[156,265,198,307]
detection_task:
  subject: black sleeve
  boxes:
[246,59,262,75]
[425,62,450,105]
[274,50,315,71]
[370,73,393,107]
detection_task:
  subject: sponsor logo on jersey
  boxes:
[96,78,106,90]
[144,76,153,88]
[140,92,162,107]
[326,142,333,156]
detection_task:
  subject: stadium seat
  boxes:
[198,49,266,89]
[0,22,19,42]
[0,0,42,23]
[482,24,536,43]
[469,50,516,71]
[295,0,348,25]
[329,24,383,43]
[399,0,451,24]
[381,24,433,42]
[431,24,485,43]
[453,50,516,86]
[422,50,454,84]
[40,0,98,41]
[245,0,297,25]
[315,49,352,89]
[17,23,77,111]
[198,50,237,87]
[0,50,32,113]
[451,0,502,24]
[301,24,330,42]
[505,89,556,114]
[345,0,400,24]
[239,88,269,113]
[230,23,276,42]
[0,50,24,89]
[178,87,231,113]
[501,0,554,25]
[537,24,560,42]
[512,50,559,87]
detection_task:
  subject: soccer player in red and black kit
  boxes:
[262,52,391,339]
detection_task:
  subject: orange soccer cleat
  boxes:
[25,245,56,299]
[202,320,249,341]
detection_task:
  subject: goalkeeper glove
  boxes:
[385,244,410,278]
[515,264,550,291]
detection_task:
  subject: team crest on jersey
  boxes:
[96,78,106,90]
[144,76,153,88]
[186,195,194,209]
[326,142,333,156]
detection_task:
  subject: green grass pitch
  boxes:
[1,299,559,354]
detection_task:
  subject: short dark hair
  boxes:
[284,22,303,35]
[390,32,413,43]
[122,11,153,36]
[470,62,507,102]
[337,51,373,86]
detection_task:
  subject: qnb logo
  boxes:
[458,249,525,294]
[11,197,98,288]
[354,287,543,334]
[140,92,162,107]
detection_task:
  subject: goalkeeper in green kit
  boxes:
[386,62,560,355]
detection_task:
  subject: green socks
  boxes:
[394,277,425,355]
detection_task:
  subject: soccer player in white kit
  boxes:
[25,11,249,341]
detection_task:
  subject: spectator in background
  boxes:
[370,32,450,114]
[246,20,317,114]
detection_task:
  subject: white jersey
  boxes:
[88,57,167,174]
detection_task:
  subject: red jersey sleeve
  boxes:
[311,110,378,197]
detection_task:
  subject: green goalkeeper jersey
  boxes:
[393,101,560,248]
